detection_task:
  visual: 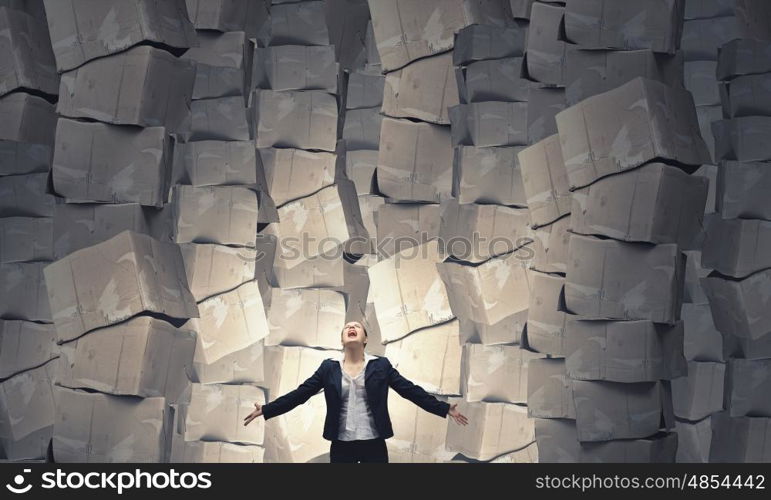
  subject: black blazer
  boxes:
[261,356,451,441]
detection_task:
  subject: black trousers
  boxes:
[329,438,389,463]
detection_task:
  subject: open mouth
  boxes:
[347,331,357,338]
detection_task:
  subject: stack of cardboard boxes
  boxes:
[696,37,771,462]
[0,0,58,462]
[520,0,715,463]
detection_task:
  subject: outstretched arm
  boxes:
[386,358,451,418]
[244,361,326,426]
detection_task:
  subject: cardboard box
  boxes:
[376,203,440,260]
[726,359,771,417]
[452,145,527,206]
[384,319,462,396]
[696,104,722,163]
[556,77,710,189]
[458,312,528,346]
[258,148,336,206]
[724,327,771,361]
[716,38,771,81]
[462,343,542,404]
[681,16,740,61]
[438,199,530,262]
[186,280,268,365]
[265,287,346,349]
[0,320,57,378]
[368,240,454,343]
[565,319,686,383]
[565,48,683,105]
[0,173,55,218]
[701,269,771,339]
[345,72,384,110]
[367,0,513,72]
[518,134,571,228]
[0,139,51,176]
[174,383,265,445]
[457,57,530,104]
[709,411,771,462]
[570,162,708,248]
[573,379,674,442]
[53,385,167,462]
[719,73,771,118]
[57,45,195,131]
[265,180,368,268]
[56,316,195,403]
[382,52,458,125]
[43,0,195,73]
[182,96,251,142]
[191,340,264,385]
[712,116,771,163]
[185,0,270,39]
[377,117,453,203]
[509,0,537,19]
[529,214,571,274]
[179,243,256,303]
[527,358,575,419]
[438,251,530,327]
[0,360,55,460]
[449,101,528,147]
[0,261,51,322]
[717,160,771,220]
[52,118,171,207]
[445,400,535,461]
[264,392,328,463]
[671,361,725,421]
[565,234,685,324]
[684,61,720,106]
[251,89,337,152]
[453,23,526,66]
[345,150,378,195]
[675,418,712,463]
[387,388,453,463]
[342,106,383,150]
[565,0,684,53]
[252,45,338,93]
[43,230,199,342]
[172,140,256,189]
[683,250,711,305]
[535,418,678,463]
[262,345,332,398]
[0,216,52,263]
[324,0,371,72]
[703,218,771,279]
[526,271,568,356]
[164,185,258,247]
[170,440,264,463]
[52,203,150,259]
[0,6,57,97]
[527,86,567,144]
[693,164,718,215]
[181,30,251,99]
[682,303,725,362]
[525,2,567,85]
[268,0,329,46]
[685,0,735,19]
[735,0,771,41]
[272,248,347,290]
[356,195,384,254]
[0,91,56,147]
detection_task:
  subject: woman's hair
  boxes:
[341,321,368,348]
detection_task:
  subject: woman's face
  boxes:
[341,321,366,348]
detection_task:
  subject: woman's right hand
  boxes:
[243,402,263,426]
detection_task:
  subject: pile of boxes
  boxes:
[521,0,714,463]
[693,36,771,462]
[0,0,58,462]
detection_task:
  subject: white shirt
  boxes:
[335,352,380,441]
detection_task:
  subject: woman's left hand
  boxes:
[448,403,469,426]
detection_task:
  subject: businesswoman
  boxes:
[244,320,469,463]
